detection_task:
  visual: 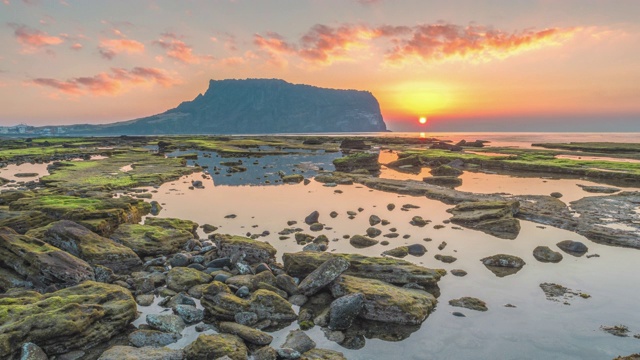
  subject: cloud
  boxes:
[11,24,63,52]
[153,33,213,64]
[2,0,10,5]
[70,43,83,50]
[253,22,580,67]
[98,38,145,60]
[30,67,179,96]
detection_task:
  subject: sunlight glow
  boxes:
[419,116,427,124]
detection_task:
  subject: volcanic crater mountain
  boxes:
[65,79,387,135]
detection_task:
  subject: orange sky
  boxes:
[1,0,639,131]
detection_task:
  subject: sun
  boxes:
[419,116,427,124]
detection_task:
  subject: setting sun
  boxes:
[419,116,427,124]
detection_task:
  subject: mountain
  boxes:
[64,79,387,135]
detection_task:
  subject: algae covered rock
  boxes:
[301,348,347,360]
[215,234,277,264]
[218,321,273,345]
[532,246,563,263]
[0,210,53,234]
[330,275,436,325]
[0,227,94,290]
[110,224,192,257]
[144,217,199,238]
[0,281,136,358]
[449,296,488,311]
[448,200,521,239]
[25,220,142,273]
[166,267,212,292]
[98,345,184,360]
[423,176,462,188]
[430,165,463,177]
[184,333,247,360]
[349,235,378,248]
[333,152,380,173]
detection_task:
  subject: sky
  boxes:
[0,0,639,132]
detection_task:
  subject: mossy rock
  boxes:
[282,174,305,183]
[110,224,193,257]
[0,281,136,358]
[423,176,462,187]
[166,267,212,292]
[382,246,409,258]
[144,217,199,238]
[301,348,347,360]
[449,201,521,240]
[97,345,184,360]
[0,190,35,206]
[184,333,247,360]
[449,296,488,311]
[283,252,443,291]
[330,275,436,325]
[333,152,380,173]
[349,235,378,248]
[215,234,277,264]
[25,220,142,274]
[430,165,463,177]
[0,227,94,290]
[0,210,52,234]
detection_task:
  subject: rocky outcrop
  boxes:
[215,235,277,264]
[333,152,380,174]
[110,224,193,257]
[0,227,94,290]
[0,281,136,358]
[448,201,521,239]
[25,220,142,274]
[65,79,387,135]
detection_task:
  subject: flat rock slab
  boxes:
[449,297,488,311]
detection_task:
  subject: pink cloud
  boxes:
[2,0,10,5]
[11,24,63,51]
[30,67,178,96]
[70,43,83,50]
[98,38,145,60]
[153,33,213,64]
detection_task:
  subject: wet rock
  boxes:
[236,286,251,298]
[184,333,247,360]
[340,139,371,150]
[449,297,488,311]
[382,246,408,258]
[329,293,365,330]
[19,343,48,360]
[407,244,427,256]
[298,257,350,296]
[253,346,278,360]
[435,254,457,263]
[149,201,162,216]
[97,346,183,360]
[305,211,320,225]
[387,203,395,211]
[289,294,308,306]
[25,220,142,274]
[0,227,94,290]
[365,227,382,237]
[430,165,463,177]
[282,329,316,354]
[128,330,181,348]
[146,314,185,334]
[333,152,380,173]
[300,348,347,360]
[276,274,300,296]
[330,275,436,325]
[410,216,429,227]
[173,304,204,324]
[600,324,630,337]
[235,311,259,326]
[161,292,196,309]
[452,312,466,317]
[215,235,277,263]
[110,224,192,257]
[448,200,521,239]
[550,192,563,198]
[136,294,155,306]
[556,240,588,256]
[219,321,273,345]
[166,267,212,292]
[170,253,191,267]
[369,215,381,226]
[144,217,199,238]
[329,211,338,218]
[283,252,443,291]
[201,224,218,233]
[423,176,462,188]
[0,282,136,358]
[480,254,526,277]
[277,348,301,360]
[577,184,620,194]
[349,235,378,248]
[437,241,447,250]
[309,223,324,232]
[450,269,467,277]
[533,246,563,263]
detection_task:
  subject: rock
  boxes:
[184,333,247,360]
[330,275,436,325]
[298,257,350,296]
[282,329,316,354]
[407,244,427,256]
[24,220,142,274]
[98,346,183,360]
[149,201,162,216]
[449,297,488,311]
[410,216,429,227]
[387,203,395,211]
[277,348,301,359]
[533,246,563,263]
[309,223,324,231]
[0,281,136,358]
[215,235,277,264]
[333,152,380,173]
[450,269,467,277]
[200,282,297,323]
[437,241,447,250]
[236,286,251,298]
[234,311,258,326]
[144,217,199,238]
[329,293,364,330]
[368,215,381,226]
[365,227,381,237]
[300,349,347,360]
[201,224,218,233]
[146,314,185,333]
[340,139,371,150]
[110,224,192,257]
[600,324,630,337]
[276,274,299,296]
[430,165,463,177]
[556,240,588,256]
[282,174,304,183]
[161,292,196,309]
[448,201,521,239]
[0,227,94,290]
[253,346,278,360]
[283,252,443,291]
[136,294,155,306]
[434,254,457,263]
[451,312,466,317]
[19,343,48,360]
[170,253,191,267]
[349,235,378,248]
[423,176,462,188]
[577,184,620,194]
[329,211,338,218]
[218,322,273,346]
[289,295,308,306]
[550,192,563,198]
[305,211,320,225]
[128,330,182,347]
[166,267,212,292]
[174,304,204,324]
[382,246,408,258]
[480,254,526,277]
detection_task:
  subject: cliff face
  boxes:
[71,79,387,135]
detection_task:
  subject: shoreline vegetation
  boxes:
[1,135,639,359]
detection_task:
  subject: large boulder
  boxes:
[215,235,277,264]
[166,267,212,292]
[110,224,192,257]
[448,201,521,239]
[330,275,436,325]
[183,333,247,360]
[0,281,136,358]
[25,220,142,273]
[200,281,296,324]
[0,227,94,290]
[283,252,443,292]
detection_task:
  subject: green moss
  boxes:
[144,217,199,236]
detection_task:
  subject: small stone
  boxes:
[369,215,381,226]
[450,269,467,277]
[136,294,155,306]
[146,313,186,333]
[387,203,395,211]
[550,192,563,198]
[309,223,324,231]
[533,246,563,263]
[435,254,457,263]
[349,235,378,248]
[329,293,365,330]
[174,304,204,324]
[556,240,588,256]
[276,348,301,360]
[236,286,251,298]
[329,211,338,218]
[128,330,182,348]
[365,227,382,237]
[452,312,466,317]
[449,297,488,311]
[305,211,320,225]
[407,244,427,256]
[438,241,447,250]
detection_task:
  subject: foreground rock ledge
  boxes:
[0,281,136,358]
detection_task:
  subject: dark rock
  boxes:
[305,211,320,225]
[407,244,427,256]
[480,254,526,277]
[329,293,365,330]
[333,152,380,173]
[166,267,211,292]
[170,253,190,268]
[434,254,457,263]
[300,348,347,360]
[533,246,563,263]
[349,235,378,248]
[215,235,277,263]
[365,227,382,237]
[277,348,301,360]
[369,215,381,226]
[309,223,324,232]
[276,274,299,296]
[207,257,232,269]
[146,314,185,333]
[550,192,563,198]
[184,333,247,360]
[282,329,316,354]
[173,304,204,323]
[387,203,395,211]
[450,269,467,277]
[556,240,588,256]
[19,343,48,360]
[235,311,259,326]
[577,184,620,194]
[430,165,463,177]
[128,330,182,348]
[218,321,273,346]
[97,346,183,360]
[340,139,372,150]
[449,297,488,311]
[329,211,338,218]
[382,246,408,258]
[448,200,521,239]
[298,257,350,296]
